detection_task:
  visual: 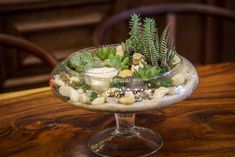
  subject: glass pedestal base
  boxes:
[88,126,163,157]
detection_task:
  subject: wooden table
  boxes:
[0,63,235,157]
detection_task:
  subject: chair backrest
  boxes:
[0,34,58,92]
[94,3,235,45]
[0,34,58,68]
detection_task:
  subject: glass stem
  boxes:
[114,113,136,136]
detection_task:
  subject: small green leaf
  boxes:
[120,56,130,70]
[70,53,82,67]
[109,54,122,68]
[68,51,99,73]
[159,67,168,74]
[134,65,160,79]
[90,91,99,101]
[70,81,81,88]
[110,77,125,88]
[82,52,93,63]
[145,80,158,88]
[159,78,173,87]
[96,47,115,60]
[82,84,92,91]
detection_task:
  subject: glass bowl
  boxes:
[49,45,199,157]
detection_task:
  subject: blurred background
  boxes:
[0,0,234,93]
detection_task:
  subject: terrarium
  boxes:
[49,14,199,157]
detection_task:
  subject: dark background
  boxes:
[0,0,234,92]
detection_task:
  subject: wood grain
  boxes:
[0,62,235,157]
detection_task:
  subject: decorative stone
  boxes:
[118,69,132,78]
[131,65,140,73]
[172,73,185,86]
[77,88,84,94]
[138,58,146,66]
[135,92,143,101]
[106,97,118,104]
[70,76,80,82]
[91,97,105,105]
[81,94,90,104]
[143,89,153,99]
[118,91,135,105]
[168,87,177,95]
[53,78,65,87]
[69,88,80,103]
[101,92,108,101]
[116,45,124,57]
[60,72,70,83]
[107,88,118,97]
[59,85,81,102]
[172,55,181,65]
[59,85,72,97]
[133,53,144,65]
[153,87,169,99]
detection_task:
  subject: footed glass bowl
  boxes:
[49,45,199,157]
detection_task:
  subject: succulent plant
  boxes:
[128,14,175,70]
[129,14,143,53]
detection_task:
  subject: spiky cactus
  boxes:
[160,26,168,67]
[128,14,175,69]
[166,40,175,67]
[143,18,159,67]
[129,14,143,53]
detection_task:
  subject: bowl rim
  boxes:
[61,44,182,82]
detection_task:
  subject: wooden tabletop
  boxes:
[0,62,235,157]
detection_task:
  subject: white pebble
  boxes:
[168,87,177,95]
[101,92,108,100]
[59,85,72,97]
[54,74,61,79]
[53,78,65,87]
[69,88,80,103]
[144,89,153,99]
[172,73,185,86]
[77,88,84,94]
[81,94,90,104]
[131,65,140,73]
[70,76,80,82]
[133,53,144,65]
[116,45,124,57]
[91,97,105,105]
[119,91,135,105]
[153,87,169,99]
[172,55,181,65]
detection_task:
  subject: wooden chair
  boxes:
[0,34,58,92]
[93,3,235,64]
[94,3,235,47]
[0,34,58,68]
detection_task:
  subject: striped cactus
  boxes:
[128,14,175,69]
[160,26,168,67]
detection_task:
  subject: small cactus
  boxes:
[128,14,176,70]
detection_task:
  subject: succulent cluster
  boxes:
[128,14,175,69]
[67,14,179,81]
[51,14,189,107]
